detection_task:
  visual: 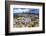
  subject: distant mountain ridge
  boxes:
[13,8,39,16]
[13,13,39,16]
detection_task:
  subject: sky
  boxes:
[13,8,39,14]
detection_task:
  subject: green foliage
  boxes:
[13,16,39,28]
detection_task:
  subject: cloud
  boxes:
[13,8,29,13]
[13,8,39,14]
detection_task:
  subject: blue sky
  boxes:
[13,8,39,14]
